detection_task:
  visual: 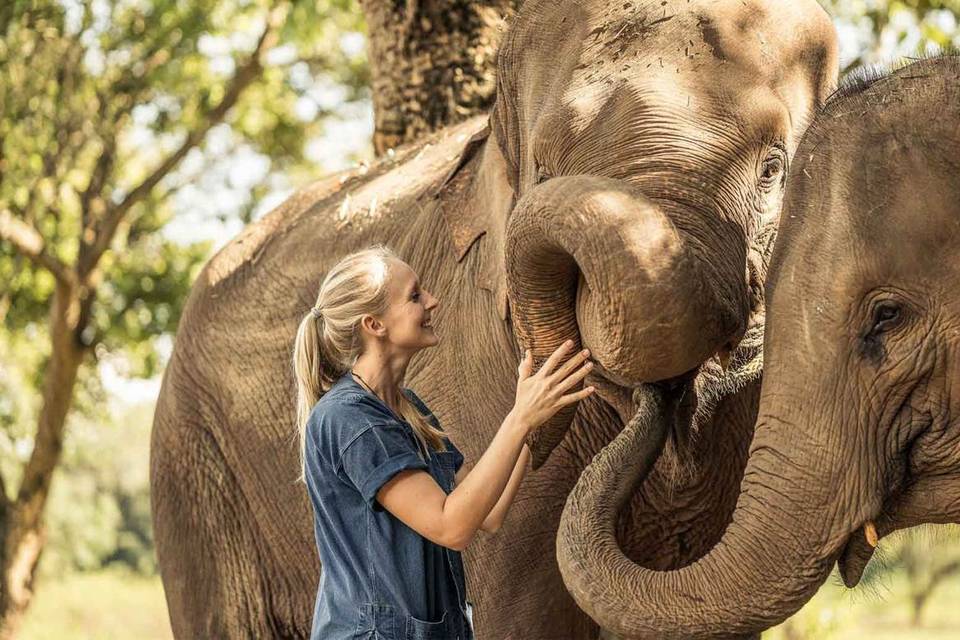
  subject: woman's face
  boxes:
[376,259,440,353]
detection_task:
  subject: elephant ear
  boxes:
[437,122,491,261]
[435,121,514,322]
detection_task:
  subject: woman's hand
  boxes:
[511,340,596,432]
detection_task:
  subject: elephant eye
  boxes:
[535,164,552,185]
[759,145,787,190]
[871,302,902,333]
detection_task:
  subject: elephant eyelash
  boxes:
[869,302,903,334]
[858,301,906,363]
[535,164,552,184]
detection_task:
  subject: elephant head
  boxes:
[444,0,839,468]
[557,54,960,638]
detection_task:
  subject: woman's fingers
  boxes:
[538,340,575,377]
[558,385,596,406]
[517,349,533,380]
[548,348,591,384]
[553,361,593,395]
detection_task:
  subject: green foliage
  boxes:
[19,567,172,639]
[858,525,960,625]
[818,0,960,74]
[0,0,367,332]
[0,0,369,577]
[93,237,210,376]
[766,562,960,639]
[39,401,158,576]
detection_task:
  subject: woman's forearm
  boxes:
[482,443,530,532]
[441,411,529,547]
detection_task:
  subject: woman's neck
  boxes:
[351,352,410,413]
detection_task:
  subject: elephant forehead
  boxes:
[580,0,821,66]
[557,0,825,132]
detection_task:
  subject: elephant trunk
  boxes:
[505,176,749,468]
[557,385,853,639]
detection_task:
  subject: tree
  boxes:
[359,0,518,154]
[0,1,366,635]
[819,0,960,75]
[859,525,960,626]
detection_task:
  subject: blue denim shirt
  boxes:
[305,370,474,640]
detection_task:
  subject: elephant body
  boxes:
[150,1,838,638]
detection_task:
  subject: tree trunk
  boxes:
[359,0,518,155]
[0,281,87,639]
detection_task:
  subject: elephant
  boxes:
[149,1,838,638]
[556,53,960,639]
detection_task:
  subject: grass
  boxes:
[19,566,173,640]
[764,570,960,639]
[16,565,960,639]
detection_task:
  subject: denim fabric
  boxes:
[305,370,474,640]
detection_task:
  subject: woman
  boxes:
[293,245,595,640]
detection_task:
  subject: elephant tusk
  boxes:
[865,521,879,548]
[716,346,733,372]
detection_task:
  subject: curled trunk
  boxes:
[505,176,748,468]
[557,389,850,639]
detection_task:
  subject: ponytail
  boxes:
[293,308,347,483]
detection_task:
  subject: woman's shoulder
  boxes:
[309,390,396,444]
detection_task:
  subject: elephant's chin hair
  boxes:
[649,323,766,491]
[657,436,700,489]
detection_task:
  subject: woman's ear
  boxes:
[360,314,386,338]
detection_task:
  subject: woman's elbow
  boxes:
[446,531,474,552]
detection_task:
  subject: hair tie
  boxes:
[310,306,323,320]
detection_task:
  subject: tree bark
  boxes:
[359,0,518,155]
[0,281,87,639]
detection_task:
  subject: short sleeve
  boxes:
[336,422,429,511]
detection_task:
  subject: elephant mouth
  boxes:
[585,299,766,457]
[837,520,886,587]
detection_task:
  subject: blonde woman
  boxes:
[293,244,595,640]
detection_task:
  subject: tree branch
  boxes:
[76,3,289,279]
[0,209,77,288]
[0,460,10,515]
[927,559,960,590]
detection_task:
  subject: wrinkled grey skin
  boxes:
[150,1,837,638]
[558,54,960,639]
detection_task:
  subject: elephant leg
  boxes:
[152,359,308,639]
[462,395,623,640]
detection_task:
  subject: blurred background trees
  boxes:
[0,0,367,635]
[0,0,958,638]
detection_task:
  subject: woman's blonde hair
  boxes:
[293,244,446,483]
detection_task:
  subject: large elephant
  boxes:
[557,54,960,639]
[149,1,838,638]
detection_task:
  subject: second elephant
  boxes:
[558,53,960,639]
